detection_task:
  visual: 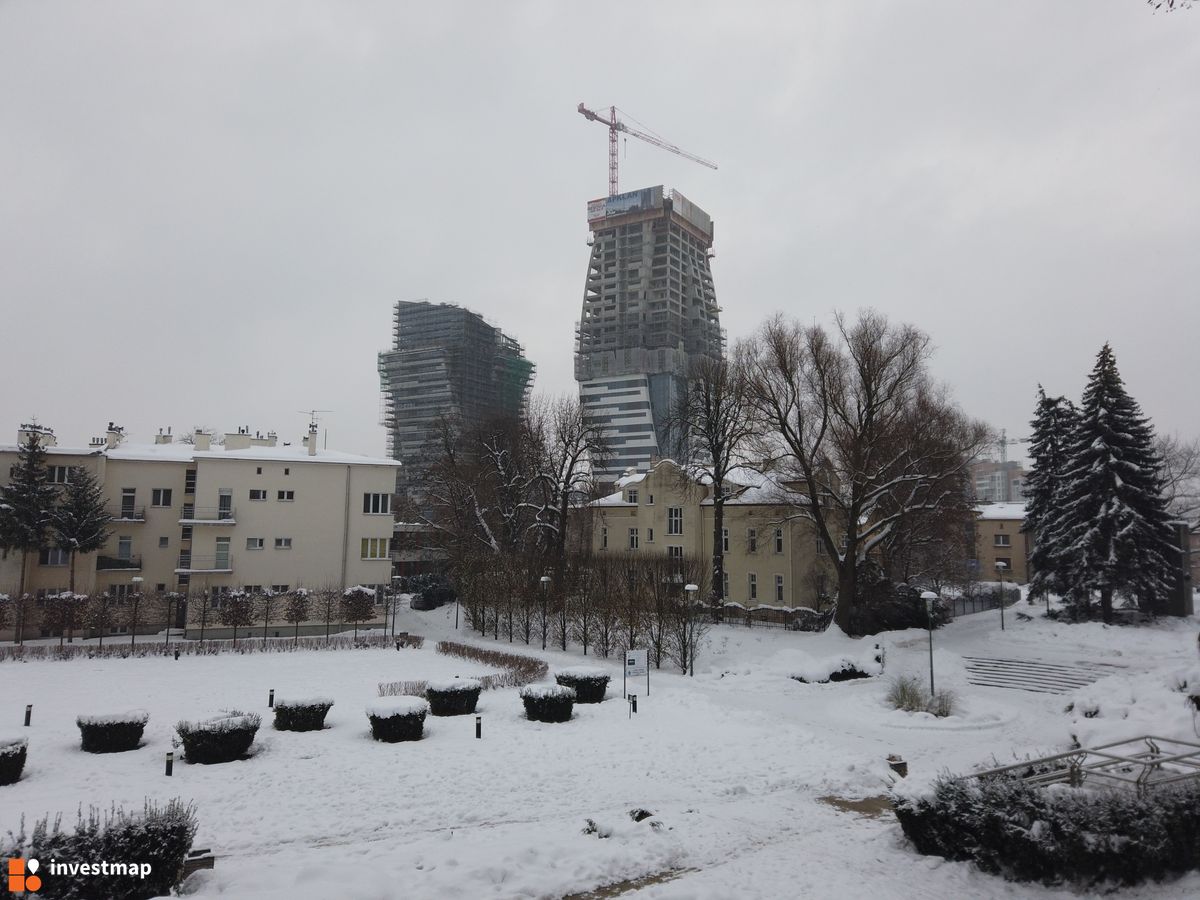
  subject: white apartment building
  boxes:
[0,423,399,620]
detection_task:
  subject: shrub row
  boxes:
[554,667,610,703]
[0,632,424,663]
[77,711,150,753]
[1,800,197,899]
[176,712,262,764]
[893,774,1200,886]
[0,737,27,786]
[366,698,428,742]
[434,641,548,687]
[520,684,576,722]
[273,698,334,732]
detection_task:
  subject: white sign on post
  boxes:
[624,649,649,698]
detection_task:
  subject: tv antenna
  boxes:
[298,409,333,428]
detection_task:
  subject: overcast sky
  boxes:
[1,1,1196,460]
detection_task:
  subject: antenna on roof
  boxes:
[298,409,333,428]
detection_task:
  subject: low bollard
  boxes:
[24,704,32,727]
[268,689,275,708]
[174,648,180,660]
[165,751,174,777]
[475,715,482,739]
[628,694,637,718]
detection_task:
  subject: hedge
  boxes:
[554,667,610,703]
[520,684,575,723]
[892,773,1200,886]
[77,711,149,753]
[0,737,27,786]
[425,680,482,716]
[1,800,197,899]
[366,697,428,742]
[176,712,261,764]
[273,698,334,732]
[0,632,424,663]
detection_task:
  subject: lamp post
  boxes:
[539,576,551,650]
[995,561,1008,631]
[390,575,402,636]
[684,583,699,677]
[921,590,937,695]
[130,577,144,651]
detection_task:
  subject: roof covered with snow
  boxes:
[975,502,1026,520]
[0,440,399,468]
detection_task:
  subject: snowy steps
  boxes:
[962,655,1125,695]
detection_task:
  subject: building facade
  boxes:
[969,460,1027,503]
[588,460,835,609]
[378,300,534,497]
[575,187,723,481]
[972,503,1030,584]
[1,423,399,639]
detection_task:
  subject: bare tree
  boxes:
[666,556,710,676]
[188,590,213,645]
[219,590,255,645]
[314,588,341,642]
[283,589,310,645]
[257,588,282,645]
[123,589,152,650]
[85,592,115,649]
[669,355,758,607]
[1156,433,1200,522]
[743,311,990,634]
[341,586,376,641]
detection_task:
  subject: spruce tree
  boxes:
[0,430,60,642]
[51,466,112,596]
[1046,345,1175,622]
[1023,387,1078,601]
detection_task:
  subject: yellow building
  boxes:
[589,459,836,610]
[972,503,1029,584]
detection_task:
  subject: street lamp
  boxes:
[921,590,937,695]
[684,583,699,677]
[390,575,402,636]
[539,576,551,650]
[995,561,1008,631]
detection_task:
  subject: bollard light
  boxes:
[165,751,174,777]
[24,704,32,727]
[475,714,482,739]
[268,689,275,708]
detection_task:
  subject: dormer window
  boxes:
[627,489,639,504]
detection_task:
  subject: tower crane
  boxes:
[577,103,717,198]
[995,428,1029,464]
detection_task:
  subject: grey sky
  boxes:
[1,1,1196,459]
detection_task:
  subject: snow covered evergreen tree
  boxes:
[0,430,60,642]
[1046,345,1175,622]
[50,465,112,595]
[1023,387,1078,601]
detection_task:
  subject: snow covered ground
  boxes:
[2,597,1198,899]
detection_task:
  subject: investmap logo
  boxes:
[7,857,153,893]
[6,859,41,893]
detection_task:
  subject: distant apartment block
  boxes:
[378,300,534,496]
[969,460,1027,503]
[575,186,723,481]
[0,422,399,639]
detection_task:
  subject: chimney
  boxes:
[265,430,278,447]
[307,423,318,456]
[155,427,173,445]
[106,422,125,449]
[17,423,56,447]
[224,427,253,451]
[193,429,211,452]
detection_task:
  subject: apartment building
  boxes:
[972,503,1030,583]
[0,422,399,638]
[589,460,835,609]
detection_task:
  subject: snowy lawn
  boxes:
[2,598,1198,899]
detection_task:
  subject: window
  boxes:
[271,584,289,593]
[775,574,785,604]
[244,585,264,595]
[151,488,172,507]
[249,489,267,501]
[774,528,784,554]
[722,528,729,553]
[748,573,758,601]
[180,525,193,541]
[646,527,655,543]
[815,539,825,556]
[246,537,264,551]
[120,488,136,517]
[363,493,392,515]
[48,465,71,484]
[155,583,166,592]
[601,527,608,550]
[274,537,292,549]
[184,469,196,493]
[218,489,232,520]
[668,545,683,562]
[283,468,290,476]
[117,536,133,560]
[361,538,391,559]
[277,490,295,502]
[748,528,758,553]
[646,493,654,505]
[256,467,262,475]
[722,571,729,599]
[38,548,69,566]
[994,534,1011,547]
[667,507,683,535]
[628,527,639,550]
[626,489,639,504]
[158,536,169,549]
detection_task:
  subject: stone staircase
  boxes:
[962,655,1126,694]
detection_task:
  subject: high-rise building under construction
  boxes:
[379,299,534,496]
[574,185,723,481]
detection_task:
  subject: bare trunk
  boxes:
[16,549,28,644]
[1100,587,1114,625]
[834,564,857,633]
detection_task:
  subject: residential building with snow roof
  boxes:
[0,422,398,641]
[972,502,1030,584]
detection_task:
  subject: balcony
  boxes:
[175,553,234,574]
[178,506,236,525]
[110,505,146,522]
[97,554,142,572]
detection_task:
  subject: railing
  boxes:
[96,554,142,571]
[110,505,146,522]
[175,554,234,573]
[967,735,1200,797]
[178,506,236,523]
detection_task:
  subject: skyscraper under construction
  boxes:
[574,186,723,482]
[379,299,534,496]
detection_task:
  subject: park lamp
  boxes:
[920,590,937,695]
[684,583,699,604]
[539,575,551,650]
[994,560,1008,631]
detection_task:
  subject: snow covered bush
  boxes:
[520,684,575,723]
[0,737,27,786]
[886,675,958,717]
[2,799,197,899]
[892,773,1200,886]
[76,710,149,753]
[175,712,261,763]
[366,697,428,742]
[272,697,333,732]
[790,648,883,684]
[554,667,610,703]
[425,679,481,716]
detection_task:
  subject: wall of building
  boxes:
[973,515,1030,584]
